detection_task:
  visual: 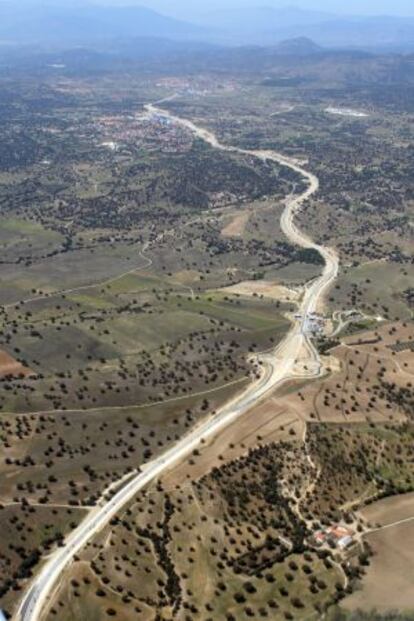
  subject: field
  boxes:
[3,309,413,617]
[0,213,295,414]
[344,494,414,613]
[0,50,413,621]
[328,261,414,321]
[362,491,414,526]
[40,419,414,621]
[0,350,33,379]
[0,503,88,615]
[277,320,413,426]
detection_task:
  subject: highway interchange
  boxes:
[15,104,339,621]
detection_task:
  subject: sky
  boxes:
[5,0,414,18]
[86,0,414,18]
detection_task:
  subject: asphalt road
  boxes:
[15,105,339,621]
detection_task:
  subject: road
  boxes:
[15,104,339,621]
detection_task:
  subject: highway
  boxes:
[15,105,339,621]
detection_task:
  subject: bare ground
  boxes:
[345,519,414,612]
[0,349,34,378]
[218,279,300,303]
[220,211,250,237]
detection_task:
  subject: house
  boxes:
[328,525,354,549]
[337,534,353,550]
[312,524,354,550]
[313,529,328,546]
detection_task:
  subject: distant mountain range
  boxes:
[0,3,204,44]
[0,3,413,52]
[201,6,414,50]
[302,15,414,50]
[5,37,414,96]
[201,6,335,36]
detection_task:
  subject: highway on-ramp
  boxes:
[15,104,339,621]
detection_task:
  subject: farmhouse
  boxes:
[312,524,355,550]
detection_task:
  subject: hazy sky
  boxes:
[9,0,414,17]
[90,0,414,17]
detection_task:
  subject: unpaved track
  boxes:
[15,104,339,621]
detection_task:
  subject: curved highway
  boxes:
[15,104,339,621]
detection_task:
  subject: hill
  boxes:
[273,36,323,55]
[198,6,414,51]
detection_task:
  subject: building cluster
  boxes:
[312,524,355,551]
[156,76,238,95]
[95,113,193,154]
[294,312,326,335]
[306,312,326,335]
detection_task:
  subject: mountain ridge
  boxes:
[0,3,413,52]
[0,3,205,44]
